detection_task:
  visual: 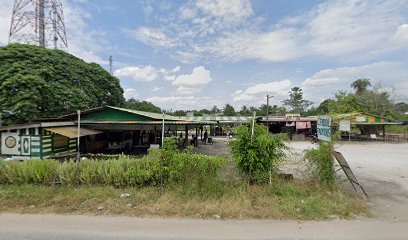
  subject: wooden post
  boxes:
[383,124,386,141]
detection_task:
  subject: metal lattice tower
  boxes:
[9,0,68,50]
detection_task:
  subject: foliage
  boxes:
[0,44,124,124]
[0,151,226,189]
[304,142,335,188]
[125,98,161,113]
[282,87,312,113]
[223,104,236,116]
[229,122,287,183]
[194,108,211,116]
[257,104,287,116]
[351,78,371,95]
[171,110,187,116]
[327,91,363,114]
[238,105,252,116]
[210,105,221,114]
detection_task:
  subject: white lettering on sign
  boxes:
[317,115,331,142]
[356,116,366,122]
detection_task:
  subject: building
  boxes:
[0,106,210,159]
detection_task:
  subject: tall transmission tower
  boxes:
[9,0,68,50]
[109,55,113,74]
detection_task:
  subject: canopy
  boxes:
[45,126,102,138]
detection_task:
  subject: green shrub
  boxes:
[0,152,226,189]
[304,142,335,188]
[229,122,287,183]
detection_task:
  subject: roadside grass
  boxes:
[0,180,369,220]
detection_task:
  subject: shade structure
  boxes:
[45,126,103,138]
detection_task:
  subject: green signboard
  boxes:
[317,115,331,141]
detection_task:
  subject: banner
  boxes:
[296,121,311,130]
[317,116,331,141]
[339,120,351,132]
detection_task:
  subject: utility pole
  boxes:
[266,95,273,120]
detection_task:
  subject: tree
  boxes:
[351,79,371,95]
[195,108,211,116]
[239,105,252,116]
[282,87,312,113]
[172,110,187,116]
[229,122,287,183]
[125,99,161,113]
[257,104,272,116]
[210,105,221,114]
[223,104,236,116]
[327,91,363,114]
[0,44,124,124]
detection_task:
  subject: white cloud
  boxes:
[146,95,222,110]
[232,79,293,105]
[131,0,408,63]
[172,66,213,93]
[172,66,181,72]
[195,0,253,25]
[152,86,163,92]
[114,65,159,82]
[131,27,176,48]
[208,29,304,62]
[301,61,408,102]
[124,88,138,99]
[114,65,181,82]
[64,1,107,64]
[392,23,408,45]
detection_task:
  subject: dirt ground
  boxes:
[195,137,408,221]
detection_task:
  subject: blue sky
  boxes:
[1,0,407,110]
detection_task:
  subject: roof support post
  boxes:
[184,125,188,147]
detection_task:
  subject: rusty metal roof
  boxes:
[45,126,103,138]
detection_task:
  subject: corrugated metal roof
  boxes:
[107,106,184,121]
[177,116,250,123]
[45,127,103,138]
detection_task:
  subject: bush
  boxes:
[304,142,335,188]
[0,152,226,190]
[229,122,287,183]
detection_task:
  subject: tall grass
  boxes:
[0,153,226,189]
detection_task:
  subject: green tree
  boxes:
[172,110,187,116]
[239,105,252,116]
[0,44,124,124]
[210,105,221,114]
[223,104,236,116]
[282,87,312,113]
[327,91,363,114]
[125,98,161,113]
[194,108,211,116]
[351,78,371,95]
[229,122,287,183]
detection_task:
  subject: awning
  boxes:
[45,126,103,138]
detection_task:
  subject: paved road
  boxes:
[0,213,407,240]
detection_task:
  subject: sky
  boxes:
[1,0,408,111]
